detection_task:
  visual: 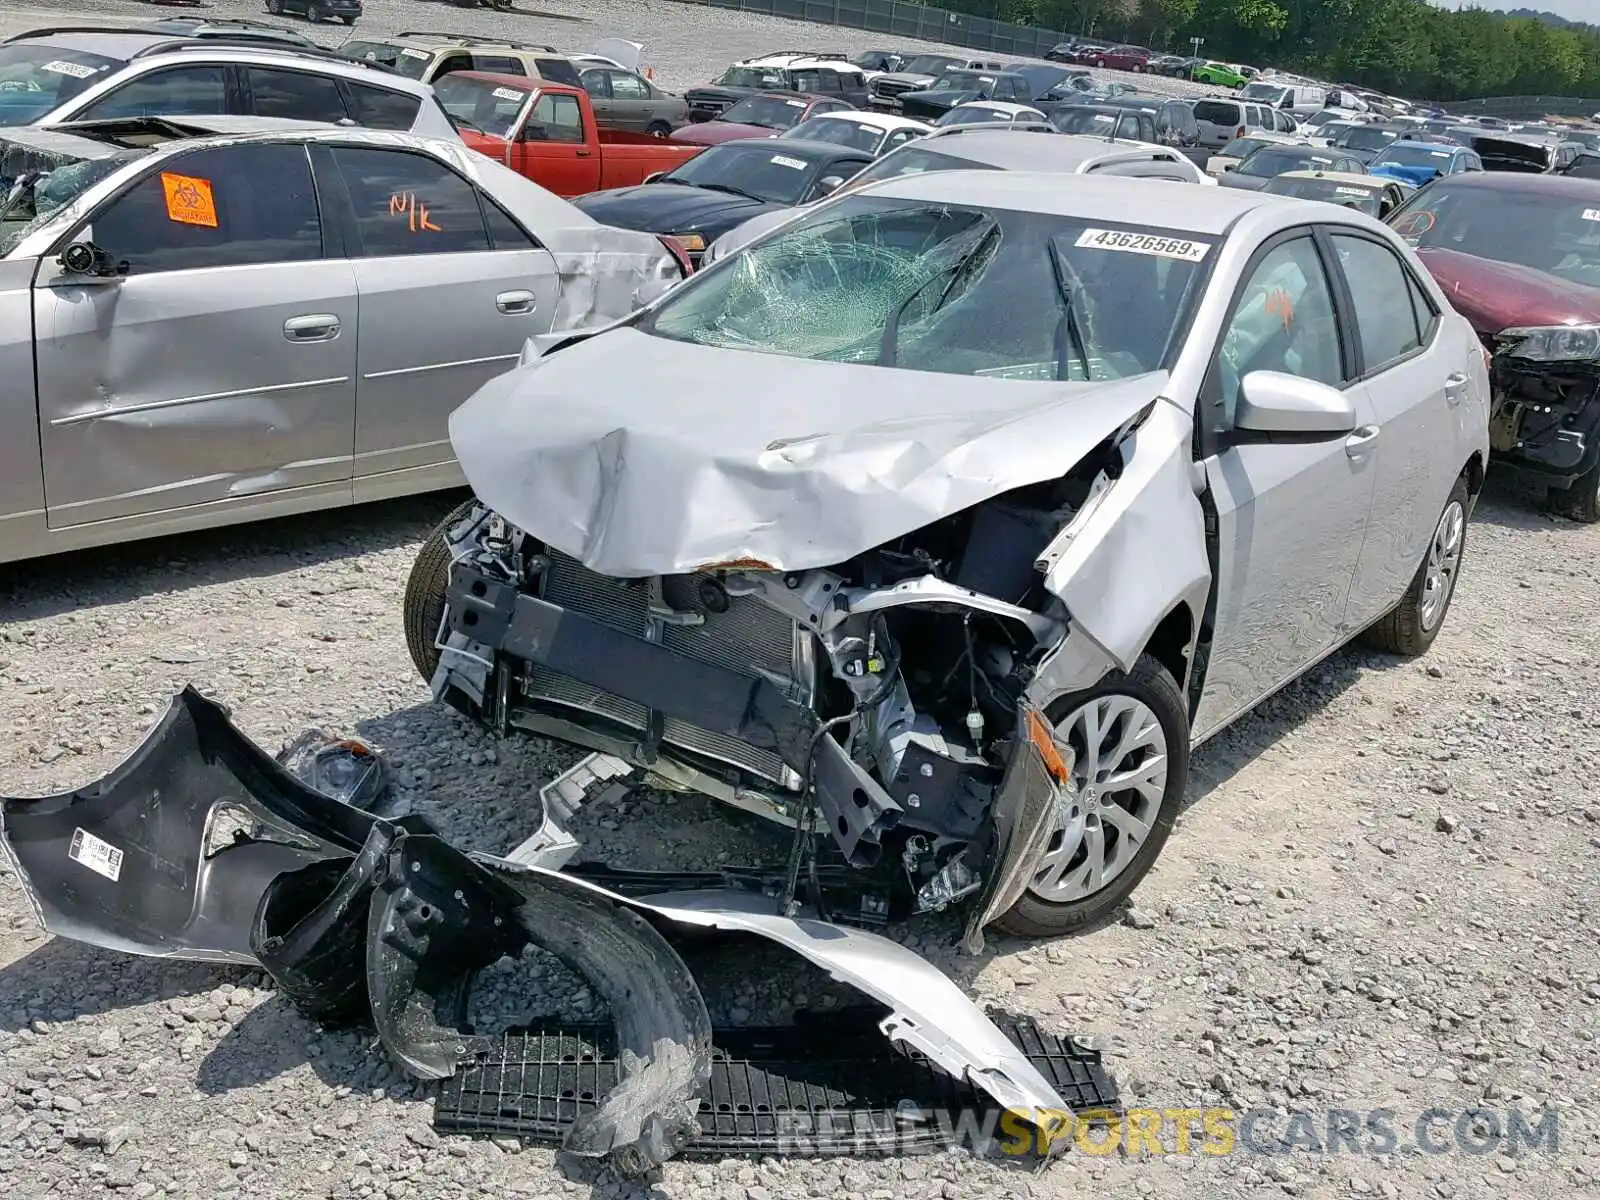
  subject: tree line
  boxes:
[942,0,1600,101]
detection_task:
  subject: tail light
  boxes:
[1236,125,1246,137]
[657,235,695,278]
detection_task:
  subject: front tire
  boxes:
[1362,476,1469,656]
[404,500,478,684]
[265,0,284,13]
[996,654,1187,939]
[1550,458,1600,523]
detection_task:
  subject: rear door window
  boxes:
[608,71,650,99]
[86,142,321,275]
[78,65,230,121]
[343,82,421,130]
[330,145,491,258]
[1194,100,1240,126]
[246,67,349,122]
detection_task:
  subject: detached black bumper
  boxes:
[1490,358,1600,485]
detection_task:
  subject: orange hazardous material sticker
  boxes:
[161,172,217,228]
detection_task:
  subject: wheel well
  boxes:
[1463,452,1485,498]
[1141,604,1194,692]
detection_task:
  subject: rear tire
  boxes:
[996,654,1187,939]
[1362,476,1469,656]
[1550,459,1600,523]
[404,500,478,685]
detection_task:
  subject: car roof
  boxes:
[1378,140,1461,154]
[11,30,166,59]
[360,32,561,54]
[906,129,1182,171]
[444,70,542,91]
[1429,171,1600,197]
[952,101,1044,116]
[863,168,1272,233]
[803,110,928,131]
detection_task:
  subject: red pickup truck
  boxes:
[436,73,703,198]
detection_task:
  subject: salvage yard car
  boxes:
[573,137,874,266]
[1262,169,1408,218]
[0,121,681,564]
[0,27,455,136]
[408,174,1488,940]
[1219,145,1365,189]
[1368,141,1482,187]
[671,91,853,146]
[1390,172,1600,520]
[778,110,930,156]
[435,75,701,198]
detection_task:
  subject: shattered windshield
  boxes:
[1236,147,1338,178]
[660,142,828,205]
[0,45,122,127]
[721,94,810,129]
[932,71,994,92]
[337,40,433,80]
[781,117,883,152]
[433,75,528,139]
[1375,143,1455,168]
[0,149,141,256]
[1264,175,1383,215]
[1389,184,1600,289]
[901,56,959,76]
[645,196,1214,381]
[1335,126,1399,153]
[714,66,790,90]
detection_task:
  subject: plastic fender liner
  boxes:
[372,837,713,1176]
[475,860,1077,1147]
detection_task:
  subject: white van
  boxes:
[1241,80,1327,118]
[1192,97,1260,149]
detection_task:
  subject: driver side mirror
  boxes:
[1235,371,1356,437]
[814,175,845,197]
[56,239,125,283]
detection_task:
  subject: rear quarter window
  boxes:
[533,58,582,87]
[344,82,421,131]
[1194,100,1240,125]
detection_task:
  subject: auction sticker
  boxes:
[785,99,806,107]
[770,154,808,169]
[1583,208,1600,222]
[400,48,429,60]
[42,60,97,79]
[492,87,526,102]
[1335,187,1371,197]
[1075,228,1211,261]
[69,827,123,882]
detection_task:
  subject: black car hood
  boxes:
[573,183,780,238]
[685,86,755,103]
[899,89,975,112]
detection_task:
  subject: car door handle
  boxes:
[1345,425,1380,456]
[283,314,340,342]
[575,148,592,157]
[496,290,537,315]
[1444,371,1469,407]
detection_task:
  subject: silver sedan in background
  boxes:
[0,120,680,565]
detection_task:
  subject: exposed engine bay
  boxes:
[1489,338,1600,483]
[429,440,1124,935]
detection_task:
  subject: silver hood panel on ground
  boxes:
[449,327,1169,577]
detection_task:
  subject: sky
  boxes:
[1429,0,1599,24]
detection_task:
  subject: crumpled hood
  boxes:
[449,327,1167,577]
[1415,246,1600,338]
[573,184,778,238]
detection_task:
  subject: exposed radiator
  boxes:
[522,553,809,787]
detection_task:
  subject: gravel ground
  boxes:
[1,3,1598,1200]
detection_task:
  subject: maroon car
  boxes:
[670,91,850,146]
[1390,173,1600,520]
[1091,45,1153,72]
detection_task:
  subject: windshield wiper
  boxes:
[693,181,767,202]
[879,216,1000,367]
[1047,239,1090,382]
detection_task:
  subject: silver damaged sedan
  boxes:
[410,170,1490,944]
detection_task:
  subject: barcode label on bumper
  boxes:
[69,827,123,882]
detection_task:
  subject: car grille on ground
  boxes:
[522,552,806,786]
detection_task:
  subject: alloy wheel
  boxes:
[1419,499,1465,631]
[1028,693,1168,902]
